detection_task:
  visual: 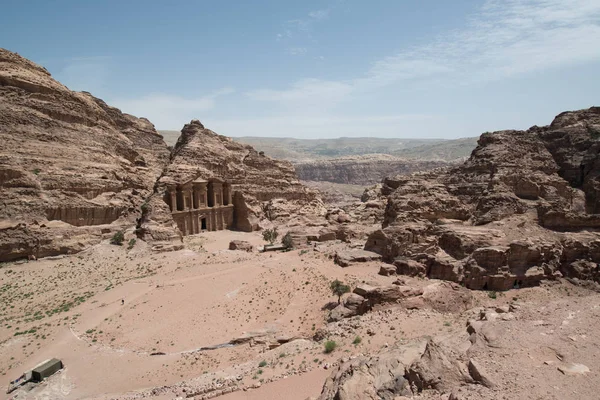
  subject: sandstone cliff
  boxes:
[293,154,451,185]
[137,120,326,249]
[0,49,324,260]
[0,49,170,261]
[367,107,600,289]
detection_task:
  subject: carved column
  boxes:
[187,187,193,210]
[197,182,207,208]
[227,185,233,205]
[167,185,176,212]
[212,184,218,207]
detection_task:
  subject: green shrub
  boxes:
[258,360,267,367]
[127,238,136,249]
[111,231,125,246]
[140,202,149,213]
[488,291,497,299]
[324,340,337,353]
[262,228,278,245]
[32,168,41,175]
[352,336,362,345]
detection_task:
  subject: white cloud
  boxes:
[259,0,600,107]
[286,47,308,56]
[277,7,331,39]
[111,88,234,129]
[246,78,352,108]
[308,9,330,20]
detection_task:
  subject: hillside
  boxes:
[159,132,478,162]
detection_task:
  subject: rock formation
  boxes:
[294,154,451,185]
[0,48,324,259]
[366,107,600,289]
[137,120,325,249]
[0,49,170,261]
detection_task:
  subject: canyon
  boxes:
[2,47,600,400]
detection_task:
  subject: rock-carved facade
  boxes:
[165,178,234,235]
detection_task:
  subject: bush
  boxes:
[324,340,337,353]
[282,232,294,249]
[258,360,267,367]
[352,336,362,345]
[262,228,278,245]
[488,291,497,299]
[111,231,125,246]
[127,238,136,249]
[140,202,149,213]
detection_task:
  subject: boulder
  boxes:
[318,228,337,242]
[344,293,370,315]
[317,340,427,400]
[328,305,354,322]
[228,240,253,252]
[334,249,382,267]
[354,284,423,306]
[378,264,397,276]
[468,359,496,389]
[393,258,427,277]
[406,339,472,392]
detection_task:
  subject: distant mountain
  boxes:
[158,132,479,162]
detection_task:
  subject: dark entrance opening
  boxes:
[201,218,207,230]
[223,184,230,205]
[207,184,215,207]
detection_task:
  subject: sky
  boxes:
[1,0,599,139]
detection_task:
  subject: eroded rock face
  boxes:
[0,48,325,259]
[294,154,451,185]
[367,107,600,288]
[0,48,170,261]
[137,120,326,248]
[318,340,427,400]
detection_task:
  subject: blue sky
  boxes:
[1,0,599,138]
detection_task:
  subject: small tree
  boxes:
[330,279,350,304]
[282,232,294,249]
[262,228,278,245]
[111,231,125,246]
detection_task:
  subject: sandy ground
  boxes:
[2,230,600,400]
[0,231,392,399]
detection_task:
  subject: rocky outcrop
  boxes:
[138,120,325,248]
[317,340,427,399]
[0,48,325,259]
[0,48,170,261]
[318,338,473,399]
[367,107,600,288]
[293,154,451,185]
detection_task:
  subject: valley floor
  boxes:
[1,230,599,399]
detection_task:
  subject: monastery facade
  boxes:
[165,178,234,235]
